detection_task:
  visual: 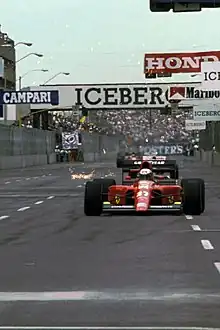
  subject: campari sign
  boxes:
[144,51,220,74]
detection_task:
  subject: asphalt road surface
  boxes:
[0,158,219,327]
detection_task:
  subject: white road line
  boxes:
[214,262,220,274]
[0,215,9,220]
[4,181,10,184]
[26,177,30,180]
[0,328,216,330]
[0,291,220,304]
[49,173,52,176]
[42,175,46,177]
[16,179,21,182]
[185,215,193,220]
[77,185,83,188]
[201,239,214,250]
[17,206,30,212]
[33,177,39,179]
[47,196,55,199]
[191,225,201,231]
[35,201,44,205]
[0,328,217,330]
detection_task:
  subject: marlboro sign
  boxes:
[144,51,220,74]
[168,86,186,100]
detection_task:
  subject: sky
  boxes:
[1,0,220,88]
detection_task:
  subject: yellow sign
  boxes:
[115,195,120,204]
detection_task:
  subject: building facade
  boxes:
[0,28,16,90]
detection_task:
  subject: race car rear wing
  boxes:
[120,159,176,169]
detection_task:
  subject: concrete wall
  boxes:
[0,125,56,169]
[194,149,220,166]
[81,132,122,162]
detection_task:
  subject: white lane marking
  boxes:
[42,175,46,177]
[191,225,201,231]
[5,181,10,184]
[214,262,220,274]
[49,173,52,176]
[17,206,30,212]
[185,215,193,220]
[201,239,214,250]
[47,196,55,200]
[77,185,83,188]
[0,328,218,330]
[0,325,216,330]
[34,201,44,205]
[33,177,39,179]
[16,179,21,182]
[0,215,9,220]
[0,292,220,304]
[26,178,30,180]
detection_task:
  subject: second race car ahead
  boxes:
[84,167,205,217]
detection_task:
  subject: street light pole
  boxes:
[41,72,70,85]
[17,69,49,90]
[16,52,43,63]
[15,42,32,47]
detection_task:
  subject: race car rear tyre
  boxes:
[181,178,205,215]
[93,178,116,202]
[84,181,102,216]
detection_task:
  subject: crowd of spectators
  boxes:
[12,107,193,144]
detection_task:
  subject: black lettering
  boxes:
[215,91,220,98]
[194,89,201,98]
[204,72,209,81]
[186,87,194,98]
[85,88,101,105]
[103,88,117,105]
[119,88,132,105]
[133,87,148,105]
[208,72,217,81]
[75,88,83,105]
[149,87,164,105]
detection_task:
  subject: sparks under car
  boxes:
[84,162,205,216]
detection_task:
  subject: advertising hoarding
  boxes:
[201,61,220,90]
[144,51,220,74]
[185,119,206,130]
[193,109,220,121]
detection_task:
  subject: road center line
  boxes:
[191,225,201,231]
[4,182,10,184]
[201,239,214,250]
[17,206,30,212]
[185,215,193,220]
[214,262,220,274]
[35,201,44,205]
[47,196,55,199]
[0,215,9,220]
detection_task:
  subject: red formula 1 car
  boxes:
[84,163,205,216]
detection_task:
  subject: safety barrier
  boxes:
[0,124,56,169]
[197,121,220,166]
[81,132,123,162]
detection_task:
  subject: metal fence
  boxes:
[0,124,56,156]
[81,132,123,161]
[199,122,220,152]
